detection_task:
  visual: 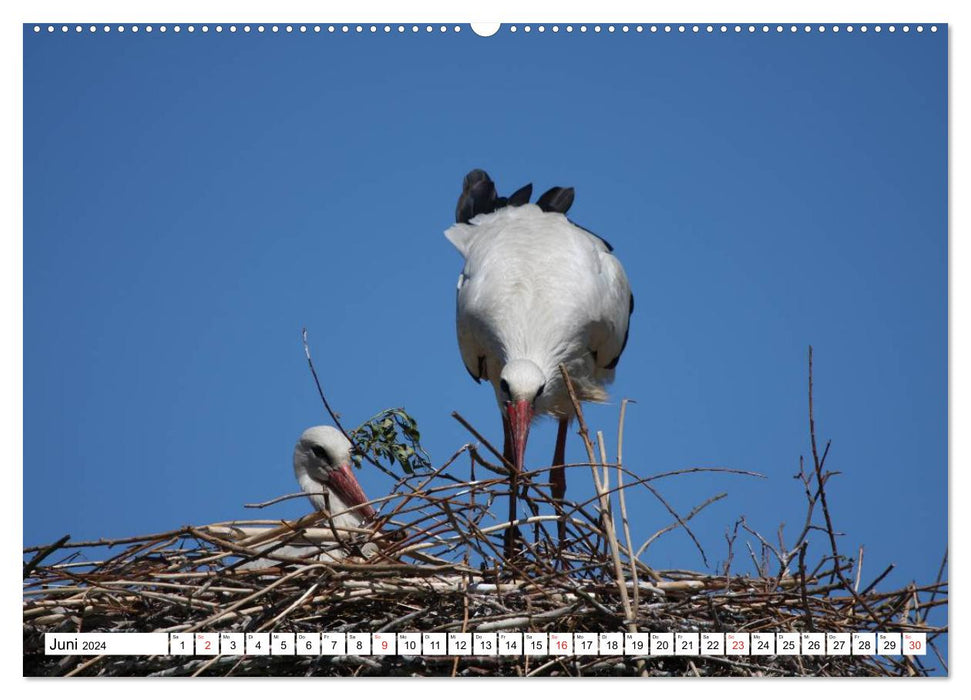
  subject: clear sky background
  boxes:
[24,24,945,618]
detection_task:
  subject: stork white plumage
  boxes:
[239,426,376,569]
[293,425,376,531]
[445,170,633,555]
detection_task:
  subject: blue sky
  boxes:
[24,24,945,615]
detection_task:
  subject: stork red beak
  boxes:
[506,399,533,474]
[327,464,376,520]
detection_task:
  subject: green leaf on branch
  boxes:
[350,408,433,476]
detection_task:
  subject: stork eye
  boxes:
[310,445,331,462]
[536,383,545,398]
[499,378,510,396]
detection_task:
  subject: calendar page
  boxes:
[20,1,949,679]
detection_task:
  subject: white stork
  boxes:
[293,425,376,531]
[445,170,633,553]
[241,426,376,568]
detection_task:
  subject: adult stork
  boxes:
[241,426,376,569]
[446,170,633,553]
[293,425,376,531]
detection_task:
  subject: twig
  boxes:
[559,364,635,631]
[23,534,71,578]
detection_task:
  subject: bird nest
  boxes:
[23,352,947,677]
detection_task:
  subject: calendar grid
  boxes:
[42,631,926,658]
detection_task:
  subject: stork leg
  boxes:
[552,418,569,544]
[502,415,520,560]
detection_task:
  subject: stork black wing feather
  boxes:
[574,222,614,252]
[536,186,575,214]
[463,355,487,383]
[604,293,634,370]
[507,183,533,207]
[455,169,498,223]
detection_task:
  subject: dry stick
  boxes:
[723,519,742,590]
[517,478,559,558]
[774,456,820,586]
[64,654,107,678]
[385,457,477,529]
[594,431,613,567]
[638,493,727,558]
[390,516,559,576]
[567,471,695,536]
[257,582,320,632]
[42,549,84,572]
[56,580,221,613]
[544,462,761,491]
[534,466,616,557]
[189,653,225,678]
[629,477,711,567]
[739,519,783,574]
[451,411,513,473]
[808,346,843,586]
[741,540,762,580]
[558,365,637,633]
[617,399,661,592]
[97,534,181,575]
[807,347,883,626]
[386,445,472,496]
[858,563,895,597]
[798,542,814,631]
[23,528,192,553]
[745,540,765,578]
[919,550,948,625]
[302,328,354,446]
[23,534,71,578]
[596,431,646,677]
[452,571,472,678]
[468,448,477,560]
[615,399,649,616]
[302,328,397,480]
[182,563,326,633]
[451,410,556,559]
[439,501,494,565]
[568,415,611,569]
[242,492,310,509]
[776,524,788,571]
[597,432,611,513]
[637,464,765,482]
[213,526,352,572]
[385,513,481,556]
[563,462,759,566]
[387,478,482,541]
